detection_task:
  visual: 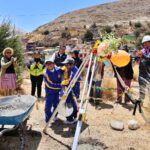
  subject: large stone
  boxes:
[110,120,124,131]
[128,120,140,130]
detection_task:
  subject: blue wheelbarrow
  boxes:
[0,95,36,149]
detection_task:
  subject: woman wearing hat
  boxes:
[115,45,134,104]
[0,47,17,95]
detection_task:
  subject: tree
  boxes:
[61,31,71,39]
[0,21,24,86]
[83,30,93,42]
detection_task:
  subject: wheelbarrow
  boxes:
[0,95,36,149]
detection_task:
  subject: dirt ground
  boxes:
[0,76,150,150]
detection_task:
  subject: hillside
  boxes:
[26,0,150,46]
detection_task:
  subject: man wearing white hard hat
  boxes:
[44,57,64,123]
[138,35,150,102]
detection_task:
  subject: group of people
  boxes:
[115,35,150,104]
[27,46,82,124]
[0,35,149,124]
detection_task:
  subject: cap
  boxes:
[62,57,75,64]
[45,57,55,63]
[142,35,150,43]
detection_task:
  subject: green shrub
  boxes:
[61,32,71,39]
[42,30,49,35]
[145,31,150,35]
[129,21,132,26]
[134,22,142,28]
[103,25,112,33]
[82,30,93,42]
[91,23,97,28]
[134,29,141,38]
[114,24,119,28]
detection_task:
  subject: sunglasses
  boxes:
[6,51,12,54]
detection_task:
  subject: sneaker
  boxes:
[63,119,77,124]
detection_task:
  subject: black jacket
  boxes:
[116,60,133,80]
[54,52,67,67]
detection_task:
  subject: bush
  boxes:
[42,30,49,35]
[65,27,68,31]
[0,21,24,85]
[145,31,150,35]
[83,25,86,29]
[129,21,132,26]
[51,42,59,47]
[114,24,119,28]
[61,32,71,39]
[134,29,141,38]
[91,23,97,28]
[134,22,142,28]
[82,30,93,42]
[135,37,142,49]
[103,25,112,33]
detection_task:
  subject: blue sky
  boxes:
[0,0,115,32]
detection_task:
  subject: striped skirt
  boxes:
[0,73,17,89]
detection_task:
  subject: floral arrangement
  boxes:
[97,33,121,57]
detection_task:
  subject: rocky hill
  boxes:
[26,0,150,46]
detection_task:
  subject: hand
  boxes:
[107,52,112,59]
[61,79,69,86]
[11,57,17,62]
[11,57,15,62]
[14,57,17,62]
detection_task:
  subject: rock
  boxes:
[110,120,124,131]
[128,120,140,130]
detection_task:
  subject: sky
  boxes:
[0,0,115,32]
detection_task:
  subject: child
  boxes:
[44,57,63,123]
[62,57,80,124]
[0,47,17,95]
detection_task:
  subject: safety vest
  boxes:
[29,59,44,76]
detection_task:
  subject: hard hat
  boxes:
[142,35,150,43]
